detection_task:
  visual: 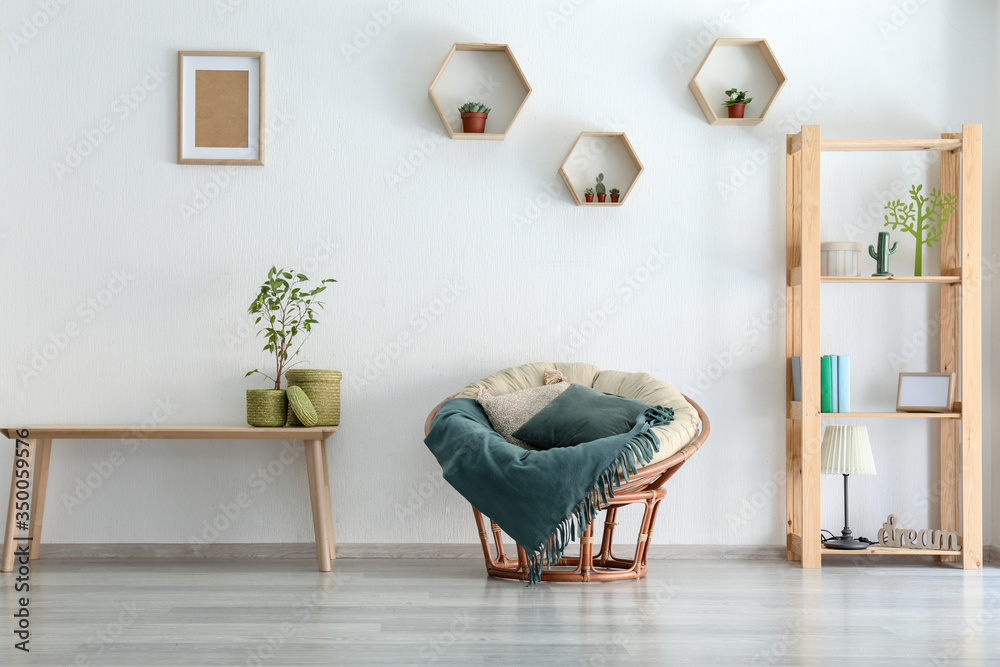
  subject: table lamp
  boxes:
[820,425,877,550]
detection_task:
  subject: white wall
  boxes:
[0,0,994,551]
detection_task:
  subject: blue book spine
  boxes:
[791,356,801,402]
[837,355,850,413]
[830,356,839,413]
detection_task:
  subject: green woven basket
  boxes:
[246,389,288,427]
[285,369,341,426]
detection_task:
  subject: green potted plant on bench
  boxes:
[245,267,336,427]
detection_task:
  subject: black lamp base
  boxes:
[824,473,872,550]
[823,536,871,550]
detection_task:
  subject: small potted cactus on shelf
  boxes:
[724,88,752,119]
[610,187,621,203]
[584,187,595,203]
[595,173,607,202]
[458,102,491,133]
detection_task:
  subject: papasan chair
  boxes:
[424,362,710,582]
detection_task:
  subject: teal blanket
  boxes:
[424,398,674,584]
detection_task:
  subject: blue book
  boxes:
[837,355,850,413]
[829,356,839,413]
[791,356,801,402]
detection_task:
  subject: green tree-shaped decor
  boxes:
[883,184,957,276]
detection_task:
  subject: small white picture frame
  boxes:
[896,372,956,413]
[178,51,265,165]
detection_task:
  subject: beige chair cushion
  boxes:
[458,362,699,464]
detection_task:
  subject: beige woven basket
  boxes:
[285,369,341,426]
[246,389,288,427]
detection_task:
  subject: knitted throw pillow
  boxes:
[476,369,570,449]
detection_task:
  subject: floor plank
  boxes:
[1,558,998,665]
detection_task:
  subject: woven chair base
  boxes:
[474,486,666,582]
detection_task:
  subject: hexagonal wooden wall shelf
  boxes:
[558,132,644,207]
[688,38,786,125]
[428,43,532,140]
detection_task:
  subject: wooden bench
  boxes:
[2,426,338,572]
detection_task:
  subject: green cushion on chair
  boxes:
[287,385,319,427]
[512,383,654,450]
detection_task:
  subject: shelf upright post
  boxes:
[785,131,803,562]
[799,125,823,568]
[959,124,983,569]
[938,132,962,563]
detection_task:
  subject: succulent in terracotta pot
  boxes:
[458,101,491,133]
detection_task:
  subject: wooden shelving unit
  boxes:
[688,38,786,126]
[788,403,961,420]
[821,546,962,556]
[785,124,982,569]
[790,268,963,285]
[820,276,962,284]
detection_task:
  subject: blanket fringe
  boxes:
[526,406,674,584]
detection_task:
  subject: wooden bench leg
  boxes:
[304,439,333,572]
[29,439,52,560]
[320,440,336,560]
[2,438,35,573]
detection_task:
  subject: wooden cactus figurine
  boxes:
[869,231,898,277]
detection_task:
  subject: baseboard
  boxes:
[36,543,787,560]
[40,543,321,559]
[987,545,1000,564]
[656,545,785,560]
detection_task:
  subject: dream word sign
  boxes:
[877,514,960,550]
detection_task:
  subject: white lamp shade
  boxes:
[820,425,877,475]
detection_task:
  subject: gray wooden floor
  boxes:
[2,558,999,665]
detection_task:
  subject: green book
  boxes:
[820,356,833,413]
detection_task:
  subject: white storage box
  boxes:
[821,242,863,277]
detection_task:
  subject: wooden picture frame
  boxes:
[896,372,956,413]
[178,51,265,165]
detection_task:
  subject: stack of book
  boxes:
[791,355,851,413]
